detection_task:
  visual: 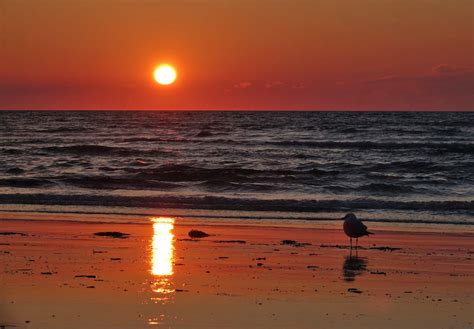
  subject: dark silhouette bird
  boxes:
[343,213,373,249]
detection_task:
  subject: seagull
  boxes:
[343,213,373,249]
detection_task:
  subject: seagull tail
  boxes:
[366,231,374,235]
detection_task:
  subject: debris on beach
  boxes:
[319,244,402,251]
[0,232,27,236]
[41,272,54,275]
[294,242,311,247]
[369,246,402,252]
[110,258,122,261]
[281,240,311,247]
[320,244,349,249]
[93,232,130,239]
[370,271,387,275]
[188,230,210,238]
[16,268,32,272]
[214,240,246,244]
[347,288,363,294]
[178,238,201,242]
[75,275,97,279]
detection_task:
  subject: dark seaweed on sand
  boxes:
[93,232,130,239]
[281,240,311,247]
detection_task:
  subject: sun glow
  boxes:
[153,65,177,85]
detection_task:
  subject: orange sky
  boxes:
[1,0,473,110]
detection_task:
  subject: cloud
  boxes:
[291,82,306,89]
[432,64,474,76]
[233,82,252,89]
[366,64,474,84]
[361,64,474,109]
[264,81,284,89]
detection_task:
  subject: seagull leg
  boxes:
[356,238,358,250]
[350,238,352,249]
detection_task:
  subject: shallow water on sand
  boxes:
[0,219,472,329]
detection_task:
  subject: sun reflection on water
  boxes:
[150,217,175,302]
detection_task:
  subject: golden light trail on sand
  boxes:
[149,217,176,306]
[151,216,175,276]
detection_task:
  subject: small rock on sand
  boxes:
[188,230,210,238]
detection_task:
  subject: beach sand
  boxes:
[0,217,472,329]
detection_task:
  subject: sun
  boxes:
[153,64,177,85]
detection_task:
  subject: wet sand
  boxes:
[0,218,473,328]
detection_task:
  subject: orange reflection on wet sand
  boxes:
[150,217,176,304]
[151,217,175,276]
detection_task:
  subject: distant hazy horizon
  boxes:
[1,109,473,112]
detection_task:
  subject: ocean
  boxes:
[0,111,473,226]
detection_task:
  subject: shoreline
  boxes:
[0,193,472,224]
[0,206,473,235]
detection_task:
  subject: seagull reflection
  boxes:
[342,253,368,282]
[150,217,175,302]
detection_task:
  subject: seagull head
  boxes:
[342,213,357,221]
